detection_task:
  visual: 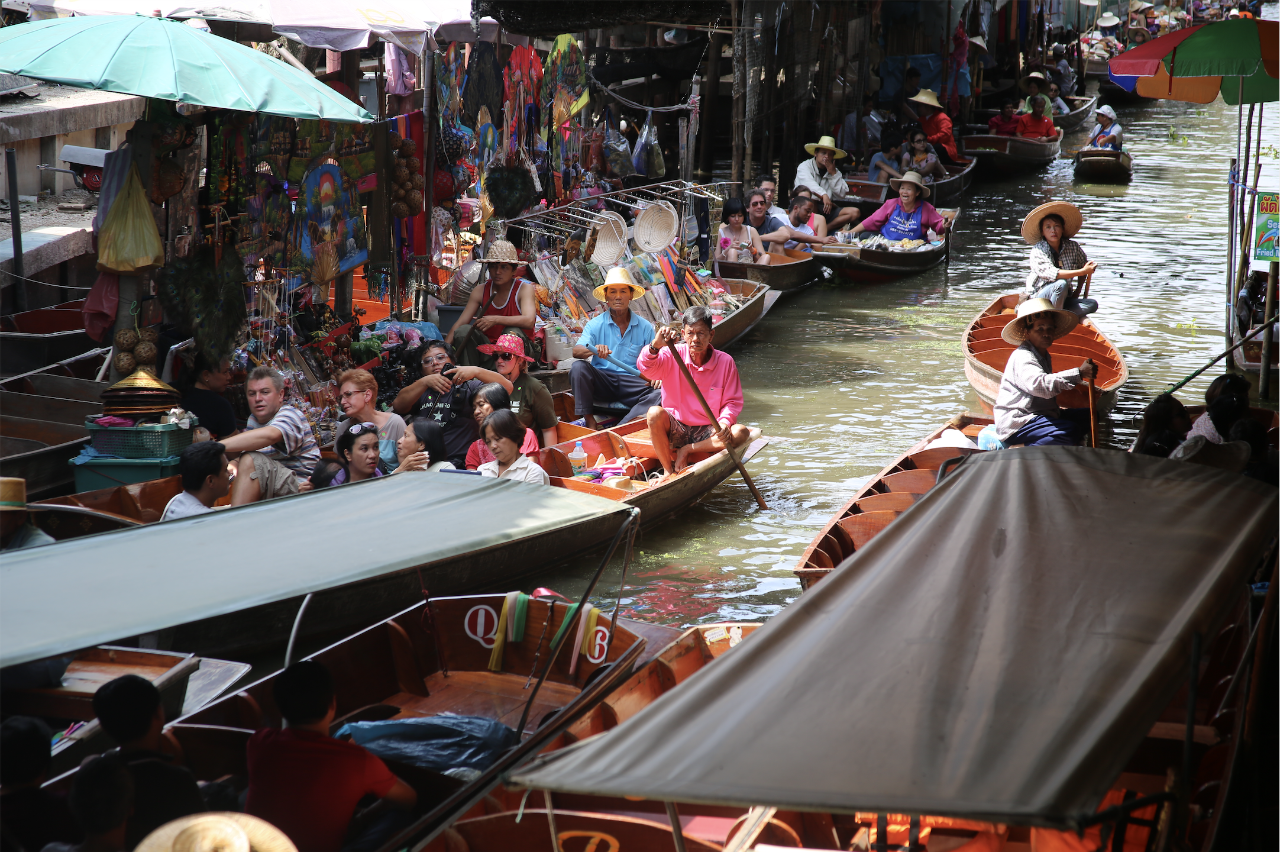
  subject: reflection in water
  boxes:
[528,85,1280,628]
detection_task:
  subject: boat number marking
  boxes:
[557,831,620,852]
[464,605,498,649]
[586,626,609,664]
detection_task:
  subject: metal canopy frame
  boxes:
[500,180,737,243]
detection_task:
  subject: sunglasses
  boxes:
[749,201,767,206]
[339,389,368,400]
[495,352,518,362]
[347,422,377,436]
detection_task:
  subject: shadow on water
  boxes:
[527,84,1280,628]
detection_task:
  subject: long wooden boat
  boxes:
[0,302,95,375]
[1074,147,1134,183]
[963,293,1128,413]
[973,94,1098,133]
[794,416,989,591]
[961,132,1062,170]
[839,178,888,218]
[812,209,958,283]
[715,249,817,295]
[848,158,976,210]
[0,415,90,500]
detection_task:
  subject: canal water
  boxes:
[530,72,1280,627]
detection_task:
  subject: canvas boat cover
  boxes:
[1,474,630,669]
[513,448,1277,828]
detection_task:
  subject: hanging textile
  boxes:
[542,33,587,178]
[462,41,503,131]
[385,42,416,96]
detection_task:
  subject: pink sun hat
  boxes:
[477,332,533,362]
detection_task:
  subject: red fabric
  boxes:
[245,729,397,852]
[477,278,532,343]
[83,271,119,342]
[1016,113,1057,139]
[466,428,540,468]
[921,111,959,160]
[988,114,1020,136]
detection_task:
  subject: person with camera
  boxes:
[392,340,510,469]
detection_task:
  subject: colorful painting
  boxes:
[300,163,368,281]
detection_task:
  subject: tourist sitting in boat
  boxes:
[49,754,130,852]
[0,717,81,852]
[570,267,663,429]
[161,441,231,521]
[1133,393,1193,456]
[480,332,558,448]
[329,423,383,486]
[1017,72,1052,114]
[1046,82,1071,116]
[907,89,961,164]
[393,340,511,469]
[1016,97,1061,141]
[0,477,54,552]
[899,128,948,182]
[1086,105,1123,150]
[222,366,320,506]
[1097,12,1122,35]
[988,100,1020,136]
[751,188,837,251]
[640,306,750,477]
[782,194,838,251]
[246,661,417,852]
[793,135,861,230]
[180,352,239,441]
[991,299,1097,447]
[714,197,772,265]
[790,187,831,236]
[1188,374,1251,443]
[446,239,539,369]
[466,383,539,469]
[396,418,455,472]
[867,134,904,184]
[849,171,949,242]
[92,675,205,847]
[1050,44,1077,96]
[1229,418,1277,485]
[1022,201,1098,317]
[477,410,551,484]
[755,173,788,220]
[335,368,404,472]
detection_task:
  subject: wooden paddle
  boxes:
[1085,358,1098,449]
[663,341,768,510]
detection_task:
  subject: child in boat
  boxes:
[714,197,771,265]
[245,661,417,852]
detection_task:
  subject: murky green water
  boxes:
[531,76,1279,627]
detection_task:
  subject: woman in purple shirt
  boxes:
[848,171,948,242]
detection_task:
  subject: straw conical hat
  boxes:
[908,88,944,111]
[109,370,178,394]
[1021,201,1083,245]
[136,814,295,852]
[1000,298,1080,346]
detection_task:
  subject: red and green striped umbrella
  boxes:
[1108,19,1277,104]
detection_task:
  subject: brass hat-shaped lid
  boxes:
[109,370,178,395]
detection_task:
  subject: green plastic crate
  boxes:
[71,455,181,492]
[85,418,198,459]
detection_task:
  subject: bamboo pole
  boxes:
[1262,262,1276,399]
[731,0,745,188]
[1226,157,1238,367]
[1233,162,1263,347]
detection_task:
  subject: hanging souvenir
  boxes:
[300,163,369,281]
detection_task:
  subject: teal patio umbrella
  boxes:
[0,15,372,122]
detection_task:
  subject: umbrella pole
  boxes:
[1226,156,1238,367]
[1262,262,1276,400]
[1233,159,1262,351]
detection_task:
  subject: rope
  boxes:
[0,268,96,289]
[587,69,697,114]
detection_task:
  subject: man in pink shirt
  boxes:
[638,305,751,477]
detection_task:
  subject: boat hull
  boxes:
[813,209,958,283]
[710,278,771,347]
[973,95,1097,133]
[1074,149,1133,183]
[716,251,818,294]
[962,134,1062,170]
[962,293,1129,413]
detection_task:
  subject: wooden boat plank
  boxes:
[962,133,1062,169]
[716,251,818,294]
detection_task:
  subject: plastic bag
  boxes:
[335,714,518,772]
[96,164,164,273]
[602,110,635,177]
[631,110,654,176]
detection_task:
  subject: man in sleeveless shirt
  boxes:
[447,239,540,370]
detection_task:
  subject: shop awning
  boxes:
[512,449,1277,828]
[1,473,631,669]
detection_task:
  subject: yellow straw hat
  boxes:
[1021,201,1083,245]
[1001,298,1080,346]
[889,170,931,199]
[0,477,29,512]
[592,266,646,301]
[136,814,296,852]
[475,239,520,264]
[1019,71,1049,93]
[908,88,944,110]
[803,135,847,160]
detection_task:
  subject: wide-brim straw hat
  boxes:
[1001,298,1081,346]
[475,239,520,265]
[969,35,988,52]
[592,266,646,301]
[1129,0,1153,11]
[1169,435,1251,473]
[1098,13,1122,26]
[0,477,39,513]
[477,332,534,362]
[889,170,931,199]
[804,135,847,159]
[137,814,296,852]
[1021,201,1083,245]
[589,211,628,266]
[1019,71,1049,93]
[633,200,679,253]
[908,88,944,111]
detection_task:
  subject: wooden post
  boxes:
[697,32,724,178]
[1226,156,1238,367]
[1232,162,1262,346]
[1262,262,1276,399]
[731,0,745,188]
[5,148,25,314]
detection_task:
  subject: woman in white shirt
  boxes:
[477,410,550,485]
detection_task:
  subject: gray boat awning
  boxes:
[513,448,1277,828]
[2,473,630,668]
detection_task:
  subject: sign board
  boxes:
[1256,191,1279,262]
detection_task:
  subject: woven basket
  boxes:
[634,201,679,253]
[589,212,628,266]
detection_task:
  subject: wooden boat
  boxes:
[812,209,958,283]
[847,158,976,210]
[0,302,95,374]
[840,178,888,218]
[1232,268,1277,379]
[794,417,990,591]
[961,133,1062,170]
[973,94,1098,133]
[1074,147,1134,183]
[715,249,818,295]
[963,293,1128,414]
[0,415,90,500]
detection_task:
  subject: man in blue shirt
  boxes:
[570,267,663,429]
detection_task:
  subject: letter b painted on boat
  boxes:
[586,626,610,664]
[557,831,620,852]
[464,605,498,648]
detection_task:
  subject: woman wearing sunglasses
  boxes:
[477,334,559,449]
[331,423,383,485]
[335,369,404,472]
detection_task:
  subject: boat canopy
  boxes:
[512,449,1277,828]
[1,474,631,669]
